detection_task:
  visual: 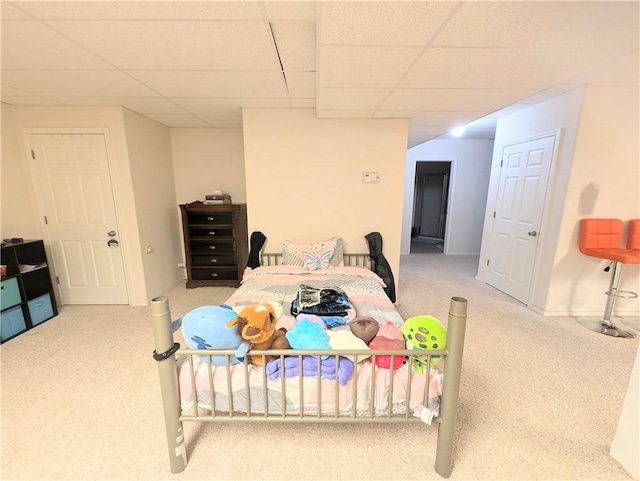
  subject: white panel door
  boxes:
[486,135,556,304]
[29,133,128,304]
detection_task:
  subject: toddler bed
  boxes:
[151,247,468,478]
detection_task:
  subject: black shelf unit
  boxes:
[1,240,58,343]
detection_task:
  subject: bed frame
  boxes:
[151,253,468,478]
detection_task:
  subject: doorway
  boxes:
[28,133,129,305]
[485,133,557,304]
[411,161,451,254]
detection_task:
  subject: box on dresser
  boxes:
[179,202,248,288]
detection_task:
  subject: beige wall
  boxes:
[478,86,640,317]
[6,105,151,306]
[123,109,183,301]
[170,128,245,205]
[242,109,408,282]
[547,85,640,316]
[1,104,41,239]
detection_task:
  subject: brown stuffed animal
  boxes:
[225,301,290,365]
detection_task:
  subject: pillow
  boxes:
[282,236,344,268]
[301,249,333,271]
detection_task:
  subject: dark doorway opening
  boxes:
[411,161,451,254]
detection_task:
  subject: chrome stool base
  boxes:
[576,317,636,339]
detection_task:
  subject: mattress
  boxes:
[176,265,443,420]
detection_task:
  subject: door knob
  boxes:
[107,239,119,248]
[528,231,538,237]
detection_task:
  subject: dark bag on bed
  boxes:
[291,284,353,317]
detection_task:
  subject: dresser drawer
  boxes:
[190,241,236,255]
[191,254,237,267]
[187,211,234,225]
[189,227,234,239]
[1,277,22,310]
[28,294,54,326]
[1,305,27,341]
[190,267,238,281]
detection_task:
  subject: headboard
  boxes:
[260,252,373,270]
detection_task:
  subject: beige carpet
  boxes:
[1,254,637,480]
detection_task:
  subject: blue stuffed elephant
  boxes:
[181,305,245,365]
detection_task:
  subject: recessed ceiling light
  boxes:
[451,126,465,137]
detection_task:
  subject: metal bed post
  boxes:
[435,296,468,478]
[151,296,188,474]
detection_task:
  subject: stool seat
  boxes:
[578,218,637,339]
[580,247,640,264]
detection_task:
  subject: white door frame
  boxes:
[486,129,562,307]
[22,127,131,306]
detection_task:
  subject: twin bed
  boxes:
[151,238,468,478]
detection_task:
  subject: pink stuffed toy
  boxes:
[368,321,405,369]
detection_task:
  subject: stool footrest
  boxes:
[605,288,638,299]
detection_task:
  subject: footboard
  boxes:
[151,296,467,477]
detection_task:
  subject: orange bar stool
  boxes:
[578,218,639,338]
[621,218,640,332]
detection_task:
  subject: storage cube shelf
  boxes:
[1,240,58,343]
[179,202,248,288]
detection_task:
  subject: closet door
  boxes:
[29,133,128,305]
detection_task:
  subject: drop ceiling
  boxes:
[2,1,638,147]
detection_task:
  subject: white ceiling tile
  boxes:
[570,52,640,87]
[271,22,316,71]
[144,113,209,128]
[435,2,639,49]
[374,110,490,126]
[264,2,318,21]
[51,96,189,114]
[1,2,33,19]
[198,115,243,128]
[317,87,390,111]
[16,1,264,20]
[320,2,457,46]
[517,85,583,105]
[170,98,290,115]
[2,70,159,97]
[410,125,450,137]
[400,47,618,90]
[1,95,61,105]
[47,20,281,71]
[319,45,422,88]
[126,71,288,98]
[316,110,373,119]
[408,134,437,147]
[1,20,113,69]
[291,98,315,108]
[285,72,316,98]
[381,88,538,112]
[1,84,34,96]
[486,103,531,118]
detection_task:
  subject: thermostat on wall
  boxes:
[363,172,380,183]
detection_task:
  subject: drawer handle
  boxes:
[208,231,216,236]
[210,258,217,263]
[33,301,44,308]
[207,216,215,221]
[211,273,218,278]
[209,246,216,250]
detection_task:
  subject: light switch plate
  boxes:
[363,172,380,183]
